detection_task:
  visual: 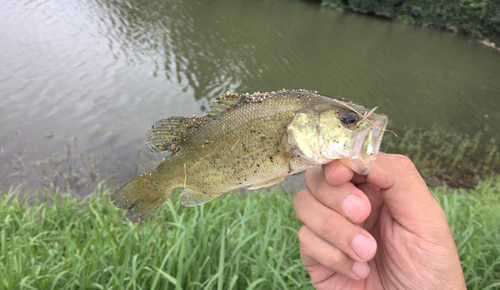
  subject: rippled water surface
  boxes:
[1,0,499,193]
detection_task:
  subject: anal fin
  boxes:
[180,188,223,207]
[247,176,287,190]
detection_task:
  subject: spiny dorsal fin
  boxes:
[146,116,206,153]
[206,91,274,117]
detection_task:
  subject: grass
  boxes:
[1,179,500,289]
[433,176,500,289]
[0,184,309,290]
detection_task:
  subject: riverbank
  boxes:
[1,179,499,289]
[322,0,500,46]
[381,128,500,188]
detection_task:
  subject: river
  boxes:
[1,0,499,194]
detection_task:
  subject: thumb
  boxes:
[366,152,445,226]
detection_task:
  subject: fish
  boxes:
[111,89,388,222]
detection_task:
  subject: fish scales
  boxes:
[150,91,317,197]
[111,89,388,222]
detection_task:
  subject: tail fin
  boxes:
[111,173,172,223]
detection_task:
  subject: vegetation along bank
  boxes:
[323,0,500,45]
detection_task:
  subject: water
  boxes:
[1,0,499,193]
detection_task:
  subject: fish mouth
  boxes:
[343,114,388,175]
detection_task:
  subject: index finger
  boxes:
[322,160,354,186]
[305,163,371,223]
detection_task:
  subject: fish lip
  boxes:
[370,114,388,155]
[345,114,388,175]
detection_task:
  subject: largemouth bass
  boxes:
[112,89,388,222]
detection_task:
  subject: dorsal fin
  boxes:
[146,91,275,153]
[206,91,246,117]
[146,116,205,153]
[206,91,273,117]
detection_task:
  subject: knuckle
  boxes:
[297,226,309,243]
[393,154,418,173]
[293,189,309,210]
[318,211,342,237]
[313,182,329,201]
[304,168,313,181]
[325,249,345,268]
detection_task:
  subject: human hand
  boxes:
[293,152,466,289]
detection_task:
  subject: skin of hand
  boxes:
[293,152,466,290]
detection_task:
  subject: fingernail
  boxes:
[352,262,370,279]
[341,194,364,222]
[352,234,376,260]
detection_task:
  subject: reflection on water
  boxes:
[1,0,499,193]
[92,0,252,99]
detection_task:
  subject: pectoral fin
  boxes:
[180,188,223,207]
[247,176,287,190]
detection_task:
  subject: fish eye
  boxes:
[341,111,359,126]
